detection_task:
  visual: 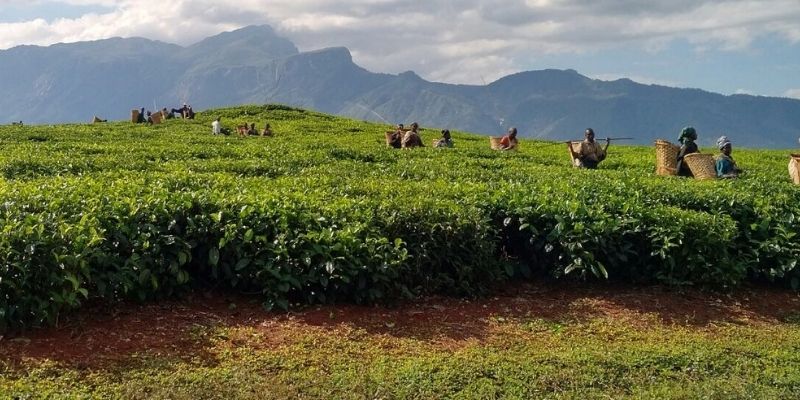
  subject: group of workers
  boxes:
[675,126,742,178]
[134,104,195,124]
[386,122,753,179]
[211,117,273,137]
[386,122,446,149]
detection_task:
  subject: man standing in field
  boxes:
[569,128,609,169]
[212,117,221,135]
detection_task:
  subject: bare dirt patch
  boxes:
[2,283,798,369]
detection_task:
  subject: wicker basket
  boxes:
[789,154,800,185]
[489,137,502,150]
[150,112,163,124]
[131,109,140,123]
[385,131,396,146]
[655,139,680,176]
[684,153,716,180]
[567,141,582,167]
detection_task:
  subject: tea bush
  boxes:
[0,105,798,332]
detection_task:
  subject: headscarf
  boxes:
[678,126,697,144]
[717,135,732,150]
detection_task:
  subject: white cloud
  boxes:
[0,0,799,85]
[785,89,800,99]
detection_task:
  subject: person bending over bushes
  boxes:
[262,123,273,137]
[435,129,454,148]
[387,124,404,148]
[499,127,518,150]
[402,122,424,148]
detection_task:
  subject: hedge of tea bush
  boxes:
[0,104,798,332]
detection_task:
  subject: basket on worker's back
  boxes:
[684,153,716,180]
[566,141,582,167]
[151,111,163,124]
[385,131,396,146]
[789,154,800,185]
[130,109,140,123]
[655,139,680,176]
[489,137,502,150]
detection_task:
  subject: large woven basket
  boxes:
[789,154,800,185]
[489,137,502,150]
[385,131,395,146]
[567,141,582,167]
[655,139,680,176]
[151,111,163,124]
[684,153,716,180]
[130,109,140,123]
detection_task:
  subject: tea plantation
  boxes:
[1,104,798,332]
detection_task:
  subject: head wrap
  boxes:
[678,126,697,143]
[717,136,732,150]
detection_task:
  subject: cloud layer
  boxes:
[1,0,799,85]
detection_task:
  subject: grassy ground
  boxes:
[3,284,800,399]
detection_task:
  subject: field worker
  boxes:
[435,129,454,148]
[715,136,741,178]
[248,123,257,136]
[388,124,404,148]
[499,127,518,150]
[569,128,609,169]
[676,126,699,177]
[212,117,221,135]
[402,122,424,148]
[261,123,273,137]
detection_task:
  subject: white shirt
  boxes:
[212,120,220,135]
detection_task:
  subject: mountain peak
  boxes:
[183,24,298,61]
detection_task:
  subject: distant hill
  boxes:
[2,25,799,148]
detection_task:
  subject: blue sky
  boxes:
[0,0,798,99]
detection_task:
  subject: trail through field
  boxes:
[2,284,798,370]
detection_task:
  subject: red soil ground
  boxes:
[2,283,799,369]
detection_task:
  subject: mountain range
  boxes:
[2,25,799,148]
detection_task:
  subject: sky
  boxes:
[0,0,798,99]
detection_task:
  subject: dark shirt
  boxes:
[389,132,402,148]
[676,141,699,177]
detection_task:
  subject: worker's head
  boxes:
[442,129,451,140]
[397,123,404,130]
[717,136,732,156]
[410,122,419,131]
[585,128,595,142]
[265,123,270,128]
[679,126,697,143]
[508,127,517,138]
